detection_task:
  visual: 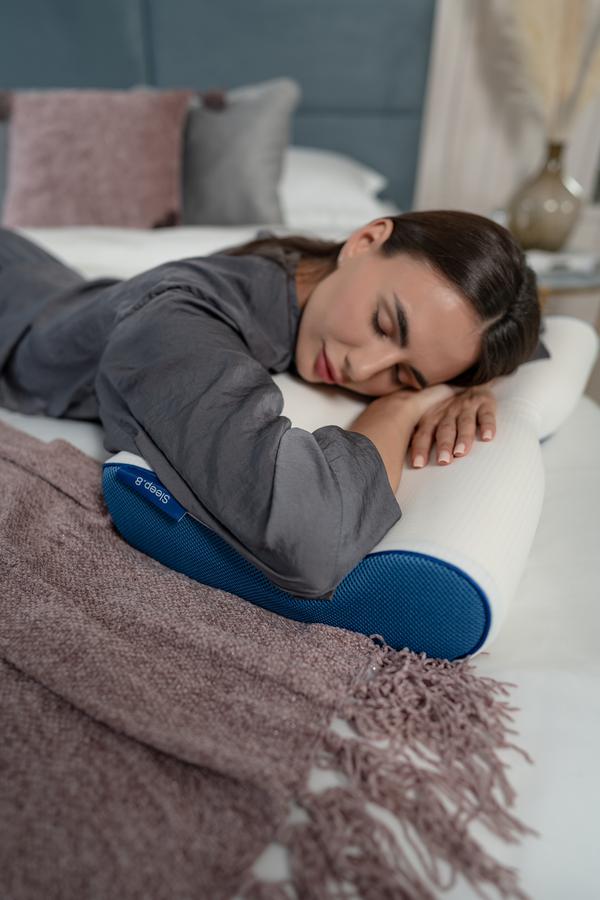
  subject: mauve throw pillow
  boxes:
[1,89,194,228]
[182,78,301,226]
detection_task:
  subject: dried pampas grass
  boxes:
[509,0,600,140]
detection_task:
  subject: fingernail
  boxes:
[438,450,451,464]
[482,430,492,441]
[413,455,425,468]
[454,442,466,456]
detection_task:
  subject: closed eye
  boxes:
[371,309,416,389]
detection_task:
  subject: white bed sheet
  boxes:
[13,223,355,281]
[2,224,599,898]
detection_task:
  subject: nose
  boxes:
[346,343,402,384]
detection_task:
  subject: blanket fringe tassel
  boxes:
[239,637,539,900]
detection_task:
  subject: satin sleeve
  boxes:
[95,289,402,599]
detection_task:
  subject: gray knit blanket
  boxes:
[0,419,537,900]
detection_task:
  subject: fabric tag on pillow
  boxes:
[115,464,187,522]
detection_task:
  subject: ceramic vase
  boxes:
[507,141,584,250]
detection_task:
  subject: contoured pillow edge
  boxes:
[102,457,495,661]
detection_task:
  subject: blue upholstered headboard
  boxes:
[0,0,436,208]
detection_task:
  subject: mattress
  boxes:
[2,224,599,898]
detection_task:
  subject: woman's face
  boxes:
[293,218,484,397]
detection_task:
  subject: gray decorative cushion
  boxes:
[0,92,10,217]
[0,122,7,217]
[182,78,301,226]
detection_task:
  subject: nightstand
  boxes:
[527,250,600,402]
[527,252,600,325]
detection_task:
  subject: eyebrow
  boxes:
[388,292,429,389]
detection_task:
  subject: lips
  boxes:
[323,348,337,382]
[316,346,337,383]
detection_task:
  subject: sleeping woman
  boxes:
[0,211,541,598]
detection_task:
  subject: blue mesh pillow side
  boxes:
[102,462,491,661]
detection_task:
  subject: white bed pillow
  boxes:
[283,146,388,196]
[279,146,401,229]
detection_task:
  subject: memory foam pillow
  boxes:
[102,316,598,661]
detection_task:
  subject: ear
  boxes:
[342,218,394,261]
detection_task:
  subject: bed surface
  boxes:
[1,224,599,898]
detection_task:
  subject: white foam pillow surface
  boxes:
[279,145,401,229]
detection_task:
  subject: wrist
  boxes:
[373,390,421,425]
[348,391,420,495]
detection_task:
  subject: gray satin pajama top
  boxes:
[0,227,402,599]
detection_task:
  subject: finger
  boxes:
[434,417,457,465]
[410,422,435,468]
[409,383,462,421]
[453,410,477,457]
[478,406,496,441]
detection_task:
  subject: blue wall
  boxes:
[0,0,437,208]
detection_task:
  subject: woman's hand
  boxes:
[408,385,497,468]
[401,382,462,423]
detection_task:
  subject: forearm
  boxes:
[347,395,418,495]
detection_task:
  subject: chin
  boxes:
[292,355,313,383]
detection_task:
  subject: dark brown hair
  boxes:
[222,211,541,387]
